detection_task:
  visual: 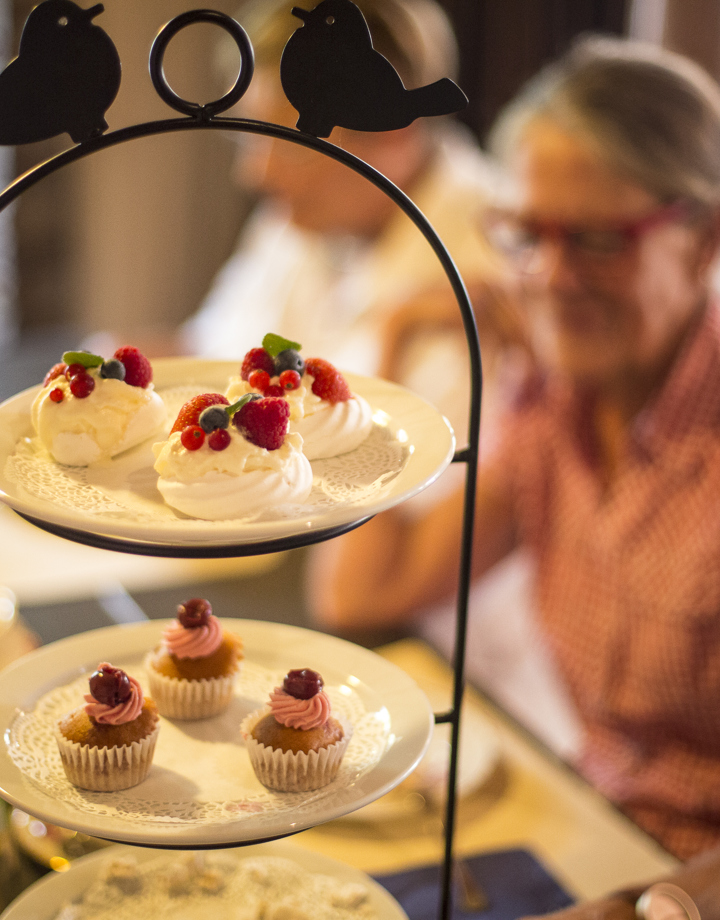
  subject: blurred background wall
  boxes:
[5,0,720,349]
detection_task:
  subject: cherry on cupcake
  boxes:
[283,668,323,699]
[178,598,211,628]
[89,664,132,706]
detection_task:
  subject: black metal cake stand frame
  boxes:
[0,10,483,920]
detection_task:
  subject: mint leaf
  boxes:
[262,333,302,358]
[62,350,103,368]
[226,393,259,418]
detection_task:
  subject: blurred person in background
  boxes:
[311,35,720,913]
[182,0,523,442]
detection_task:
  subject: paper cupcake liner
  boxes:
[144,654,240,719]
[241,708,352,792]
[55,722,160,792]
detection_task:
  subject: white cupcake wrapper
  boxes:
[241,708,352,792]
[145,653,240,719]
[55,722,159,792]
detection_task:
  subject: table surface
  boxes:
[297,640,678,902]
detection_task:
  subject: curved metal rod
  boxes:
[149,11,255,119]
[0,115,482,920]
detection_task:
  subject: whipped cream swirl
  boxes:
[162,614,223,659]
[84,670,144,725]
[269,687,331,730]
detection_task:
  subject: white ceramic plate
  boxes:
[0,358,455,553]
[0,839,408,920]
[0,619,433,847]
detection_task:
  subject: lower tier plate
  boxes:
[0,839,409,920]
[0,619,434,848]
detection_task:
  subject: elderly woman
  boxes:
[312,37,720,916]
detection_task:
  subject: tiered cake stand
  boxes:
[0,6,482,920]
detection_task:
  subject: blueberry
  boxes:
[100,358,126,381]
[199,405,230,433]
[274,349,305,377]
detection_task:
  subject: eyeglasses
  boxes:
[483,200,690,273]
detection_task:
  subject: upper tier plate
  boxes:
[0,358,456,556]
[0,618,434,848]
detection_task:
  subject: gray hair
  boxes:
[489,35,720,209]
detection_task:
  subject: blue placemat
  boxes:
[374,849,575,919]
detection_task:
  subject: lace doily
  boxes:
[8,657,389,829]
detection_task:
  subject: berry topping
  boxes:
[49,387,64,403]
[279,369,302,390]
[283,668,324,699]
[89,664,132,706]
[263,384,284,398]
[177,597,211,629]
[241,347,275,381]
[65,362,87,379]
[305,357,351,404]
[171,393,229,434]
[208,428,232,451]
[100,358,126,381]
[114,346,152,388]
[199,405,230,433]
[43,363,67,387]
[69,371,95,399]
[181,425,205,450]
[233,396,290,450]
[248,369,271,391]
[275,349,305,377]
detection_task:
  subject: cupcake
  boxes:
[55,663,159,791]
[145,598,243,719]
[241,668,351,792]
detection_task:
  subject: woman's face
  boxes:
[507,120,719,386]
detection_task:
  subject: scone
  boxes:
[31,346,166,466]
[225,333,373,460]
[145,598,243,719]
[241,668,351,791]
[152,391,313,520]
[55,663,159,791]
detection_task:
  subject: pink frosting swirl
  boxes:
[84,673,144,725]
[162,614,223,659]
[269,687,331,730]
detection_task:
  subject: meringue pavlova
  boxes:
[31,346,166,466]
[153,391,313,520]
[226,333,373,460]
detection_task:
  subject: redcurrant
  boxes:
[208,428,231,451]
[248,369,271,391]
[279,369,302,390]
[69,372,95,398]
[49,387,64,403]
[181,425,205,450]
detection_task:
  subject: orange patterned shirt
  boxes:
[496,304,720,859]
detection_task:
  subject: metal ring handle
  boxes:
[149,10,254,119]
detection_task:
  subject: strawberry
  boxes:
[114,346,152,388]
[43,363,67,387]
[171,393,229,434]
[233,396,290,450]
[305,357,351,403]
[241,347,275,381]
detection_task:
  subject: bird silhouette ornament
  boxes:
[280,0,468,138]
[0,0,120,145]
